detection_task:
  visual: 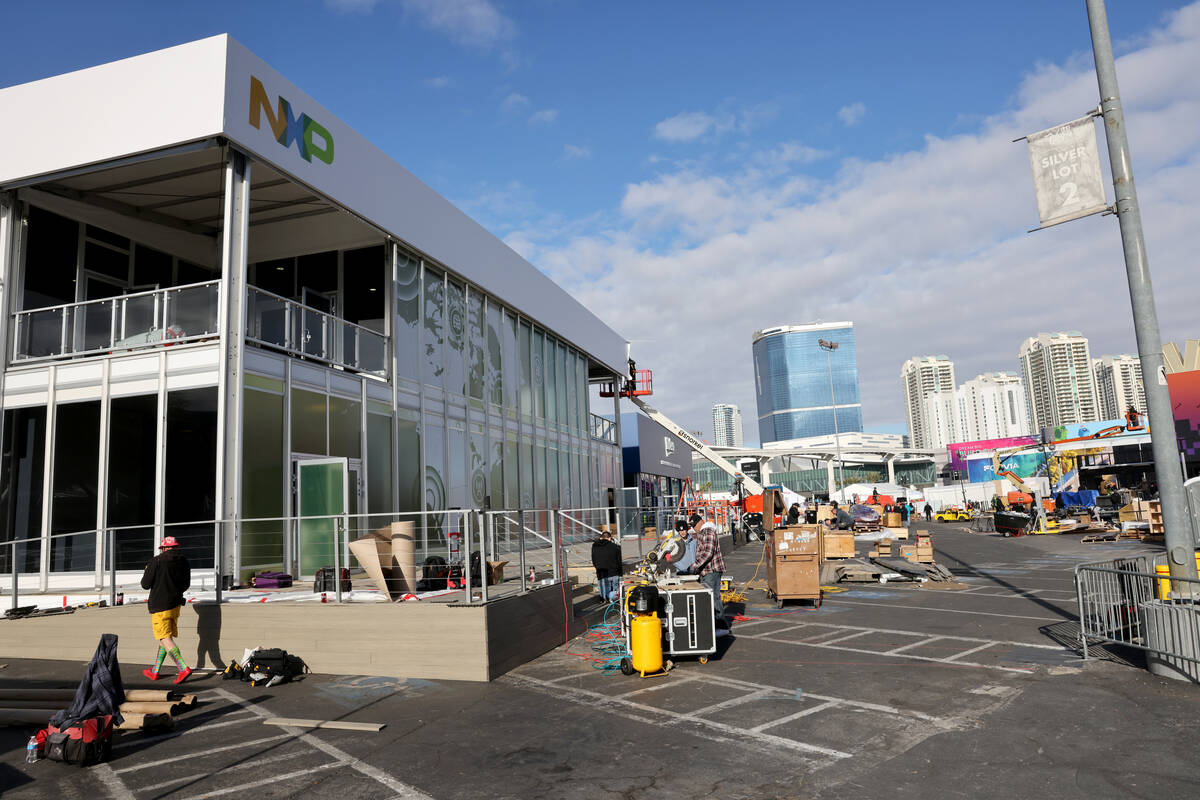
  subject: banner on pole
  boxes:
[1025,115,1108,228]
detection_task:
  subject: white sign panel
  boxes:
[1026,115,1107,227]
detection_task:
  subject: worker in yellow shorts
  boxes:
[139,536,192,684]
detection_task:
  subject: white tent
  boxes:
[831,482,910,504]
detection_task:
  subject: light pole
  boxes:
[818,339,846,497]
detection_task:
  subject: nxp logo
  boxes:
[248,76,334,165]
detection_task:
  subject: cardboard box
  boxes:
[486,560,509,586]
[898,544,918,560]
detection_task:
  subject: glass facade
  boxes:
[1,160,624,585]
[752,324,864,443]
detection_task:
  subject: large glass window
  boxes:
[367,407,393,515]
[447,421,467,510]
[397,409,422,513]
[23,206,79,309]
[395,251,421,383]
[425,418,446,545]
[423,267,444,388]
[486,303,503,410]
[518,322,532,421]
[50,401,100,572]
[504,433,519,509]
[519,436,534,508]
[108,395,157,570]
[467,291,485,407]
[503,312,519,418]
[445,279,466,397]
[242,385,285,569]
[469,424,487,507]
[165,387,217,565]
[556,343,568,431]
[329,396,362,460]
[291,389,327,455]
[533,330,545,421]
[543,334,556,426]
[0,407,46,573]
[489,430,505,510]
[546,444,559,510]
[342,245,385,327]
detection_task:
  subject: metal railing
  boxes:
[245,286,388,377]
[1075,554,1200,681]
[12,280,221,362]
[589,413,616,443]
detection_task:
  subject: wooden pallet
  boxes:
[1149,500,1164,535]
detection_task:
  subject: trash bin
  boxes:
[1138,599,1200,683]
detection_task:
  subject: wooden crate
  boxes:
[884,512,903,528]
[881,526,909,541]
[898,544,918,561]
[1149,500,1164,534]
[1118,499,1152,523]
[868,538,893,559]
[823,530,856,560]
[816,505,836,523]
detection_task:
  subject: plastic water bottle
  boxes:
[26,735,37,763]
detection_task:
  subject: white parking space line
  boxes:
[114,733,293,774]
[676,688,776,721]
[695,673,945,723]
[613,675,699,699]
[944,642,997,662]
[174,760,350,800]
[885,636,944,655]
[736,621,1062,650]
[112,710,259,750]
[138,750,312,792]
[818,630,873,646]
[95,763,136,800]
[503,672,852,761]
[822,598,1061,621]
[750,700,840,732]
[208,688,434,800]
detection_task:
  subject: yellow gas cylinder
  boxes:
[630,612,663,675]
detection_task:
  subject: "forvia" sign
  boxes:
[248,76,334,165]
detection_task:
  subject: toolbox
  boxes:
[766,525,822,607]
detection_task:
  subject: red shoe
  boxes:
[142,668,161,681]
[173,667,193,685]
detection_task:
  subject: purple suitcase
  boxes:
[252,571,293,589]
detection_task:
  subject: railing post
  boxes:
[108,529,117,608]
[109,299,117,349]
[59,306,68,356]
[161,290,171,338]
[518,510,528,591]
[11,313,20,362]
[333,517,343,604]
[1075,566,1089,661]
[10,540,17,613]
[478,510,488,603]
[215,520,224,604]
[461,511,473,604]
[550,512,561,583]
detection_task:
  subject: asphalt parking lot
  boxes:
[4,523,1200,799]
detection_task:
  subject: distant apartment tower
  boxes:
[752,322,863,444]
[901,355,956,448]
[956,372,1030,441]
[1093,355,1145,420]
[1019,332,1100,431]
[711,403,744,447]
[922,392,960,450]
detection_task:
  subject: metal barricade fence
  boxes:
[1075,554,1200,680]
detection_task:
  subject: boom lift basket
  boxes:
[599,369,654,398]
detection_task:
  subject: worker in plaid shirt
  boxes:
[689,512,727,627]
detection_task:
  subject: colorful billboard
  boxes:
[1169,369,1200,459]
[948,436,1038,474]
[966,450,1047,483]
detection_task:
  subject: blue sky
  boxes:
[4,1,1199,444]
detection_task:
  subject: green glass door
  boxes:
[296,457,348,577]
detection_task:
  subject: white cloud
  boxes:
[529,109,559,125]
[424,75,454,89]
[654,111,718,142]
[400,0,515,49]
[509,4,1200,441]
[500,92,529,113]
[838,101,867,126]
[563,144,591,160]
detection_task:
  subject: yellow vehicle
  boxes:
[934,507,971,523]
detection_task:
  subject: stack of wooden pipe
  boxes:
[0,688,197,730]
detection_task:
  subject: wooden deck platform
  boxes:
[0,583,585,682]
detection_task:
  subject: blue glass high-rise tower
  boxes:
[752,322,864,443]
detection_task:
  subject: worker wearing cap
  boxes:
[690,512,727,627]
[140,536,192,684]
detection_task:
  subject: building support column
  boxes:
[826,458,836,496]
[215,150,251,591]
[886,456,896,485]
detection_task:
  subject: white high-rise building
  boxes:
[956,372,1030,441]
[922,392,960,450]
[1093,355,1145,421]
[1019,332,1100,431]
[711,403,744,447]
[901,355,957,448]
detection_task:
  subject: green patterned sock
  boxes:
[153,646,167,675]
[167,646,188,670]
